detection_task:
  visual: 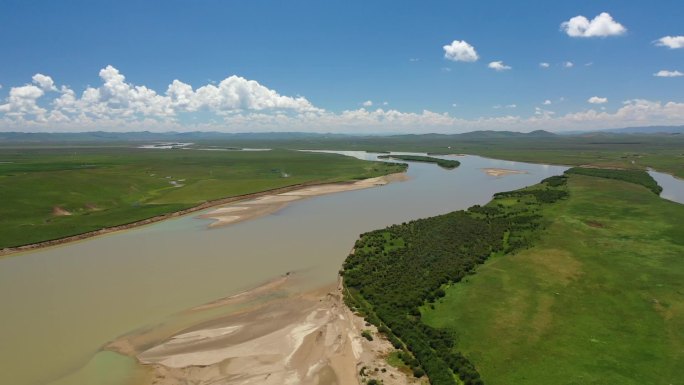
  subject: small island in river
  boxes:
[378,155,460,169]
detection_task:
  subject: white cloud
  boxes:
[382,101,389,106]
[488,61,512,71]
[409,58,420,62]
[654,70,683,77]
[534,107,555,117]
[654,36,684,49]
[0,84,47,120]
[4,67,684,134]
[561,12,627,38]
[543,100,552,105]
[362,100,373,107]
[1,65,321,126]
[493,104,516,109]
[588,96,608,104]
[539,62,550,68]
[32,74,57,91]
[443,40,479,62]
[563,61,574,68]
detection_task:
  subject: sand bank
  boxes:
[200,173,408,228]
[481,168,529,177]
[107,276,417,385]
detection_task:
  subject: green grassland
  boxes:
[0,147,405,249]
[3,132,683,177]
[422,174,684,384]
[102,132,684,178]
[343,174,571,384]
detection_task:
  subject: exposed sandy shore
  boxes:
[199,173,408,228]
[0,172,407,257]
[481,167,529,177]
[107,276,418,385]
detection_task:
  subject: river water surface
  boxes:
[0,153,573,385]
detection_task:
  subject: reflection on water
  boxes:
[648,170,684,204]
[0,153,567,385]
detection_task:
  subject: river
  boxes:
[0,153,578,385]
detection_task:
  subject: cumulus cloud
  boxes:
[654,36,684,49]
[1,65,321,125]
[561,12,627,37]
[443,40,479,62]
[488,61,512,71]
[3,66,684,134]
[563,61,574,68]
[654,70,683,78]
[539,62,550,68]
[362,100,373,107]
[543,100,552,105]
[0,84,47,120]
[32,74,57,91]
[588,96,608,104]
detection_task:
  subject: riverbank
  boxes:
[200,173,408,228]
[0,172,407,258]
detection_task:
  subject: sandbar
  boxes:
[107,276,417,385]
[200,173,408,229]
[481,168,529,177]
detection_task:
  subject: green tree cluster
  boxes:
[342,175,570,384]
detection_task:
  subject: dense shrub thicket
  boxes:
[342,175,569,385]
[377,155,461,169]
[565,167,662,195]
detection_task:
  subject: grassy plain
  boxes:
[0,147,404,249]
[174,133,684,178]
[421,174,684,385]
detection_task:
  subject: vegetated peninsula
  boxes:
[378,154,460,169]
[0,147,406,251]
[341,168,684,385]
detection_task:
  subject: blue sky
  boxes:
[0,0,682,133]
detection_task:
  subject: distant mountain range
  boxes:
[563,125,684,135]
[0,126,681,143]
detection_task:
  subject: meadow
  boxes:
[422,174,684,384]
[0,147,404,249]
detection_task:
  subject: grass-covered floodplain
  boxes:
[377,154,461,169]
[342,175,570,384]
[422,173,684,385]
[565,166,663,195]
[0,147,405,249]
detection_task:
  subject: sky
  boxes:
[0,0,683,133]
